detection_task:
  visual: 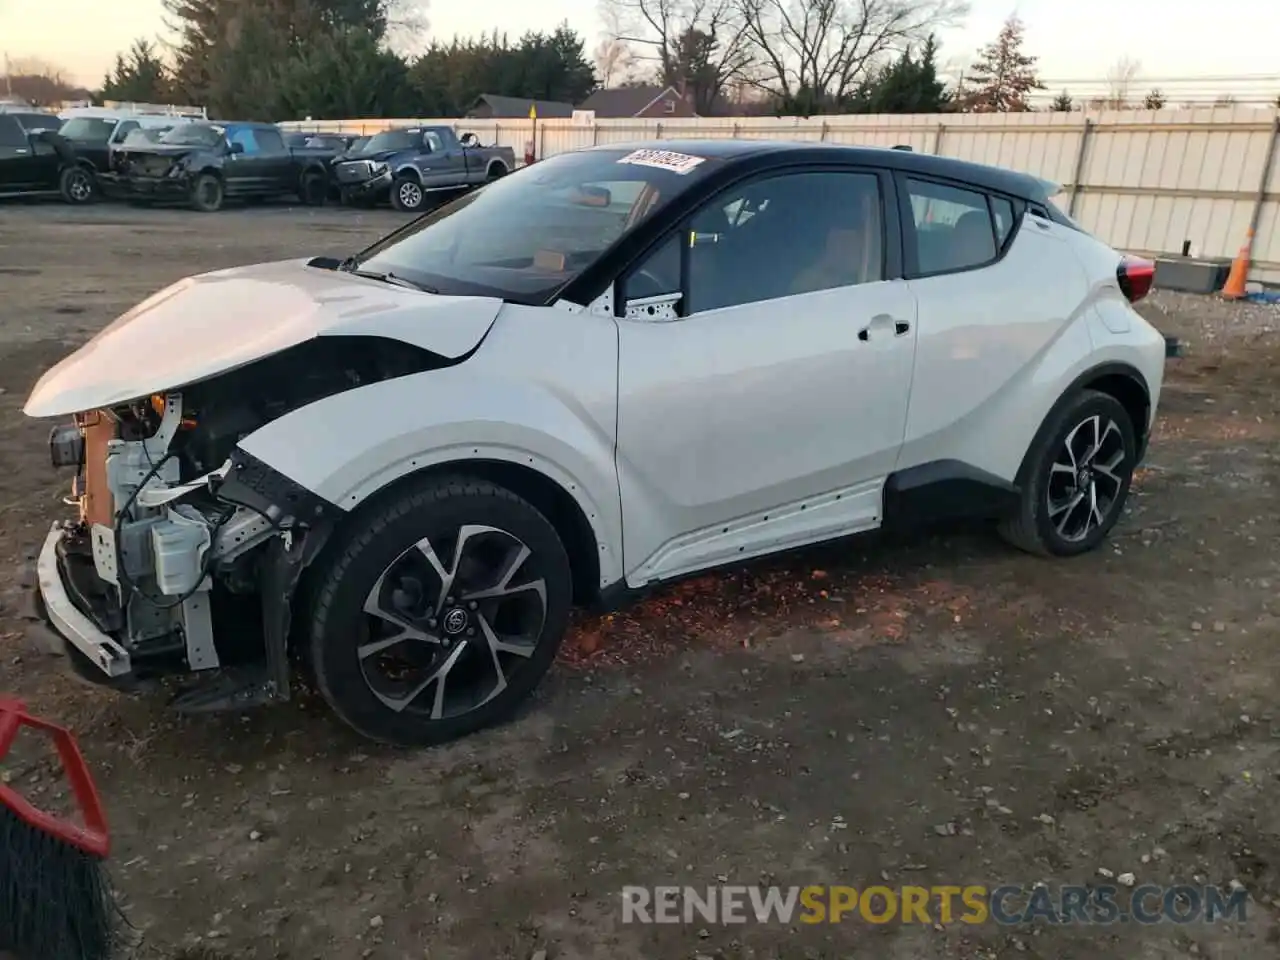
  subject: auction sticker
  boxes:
[617,148,707,175]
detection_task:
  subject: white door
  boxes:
[613,168,919,586]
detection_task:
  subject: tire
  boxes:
[300,169,328,206]
[190,173,224,212]
[485,163,507,182]
[308,475,573,746]
[999,389,1137,557]
[390,173,426,213]
[59,165,97,205]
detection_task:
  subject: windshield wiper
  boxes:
[346,267,438,294]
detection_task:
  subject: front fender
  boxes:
[235,304,624,586]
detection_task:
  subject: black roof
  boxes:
[588,139,1058,202]
[469,94,575,119]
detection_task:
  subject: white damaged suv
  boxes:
[25,140,1166,745]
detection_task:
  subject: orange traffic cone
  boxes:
[1221,228,1253,300]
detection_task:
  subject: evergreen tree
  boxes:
[1143,88,1166,109]
[962,15,1045,112]
[853,35,950,114]
[100,40,171,103]
[1050,90,1073,112]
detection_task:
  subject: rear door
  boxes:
[420,129,464,188]
[251,127,296,196]
[894,173,1089,473]
[0,116,38,192]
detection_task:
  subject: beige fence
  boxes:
[283,107,1280,284]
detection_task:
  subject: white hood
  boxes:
[24,258,504,418]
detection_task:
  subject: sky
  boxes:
[1,0,1278,97]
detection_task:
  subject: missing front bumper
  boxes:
[36,522,133,677]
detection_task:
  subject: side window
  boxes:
[991,196,1016,248]
[424,131,445,152]
[621,170,884,317]
[255,128,285,153]
[111,121,139,144]
[0,116,27,148]
[688,170,883,312]
[229,128,260,154]
[904,178,997,276]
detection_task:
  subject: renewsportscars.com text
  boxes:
[621,884,1248,925]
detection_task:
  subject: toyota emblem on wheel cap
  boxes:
[442,608,469,635]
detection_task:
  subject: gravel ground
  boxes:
[0,204,1278,960]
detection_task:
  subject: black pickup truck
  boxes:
[0,113,85,203]
[110,120,334,211]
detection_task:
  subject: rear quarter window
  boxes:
[903,178,999,276]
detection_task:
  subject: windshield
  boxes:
[60,117,117,141]
[359,129,419,154]
[351,147,717,302]
[122,127,170,146]
[159,122,225,147]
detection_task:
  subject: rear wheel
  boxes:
[999,389,1136,557]
[59,165,97,204]
[308,475,572,746]
[390,173,426,213]
[190,173,224,212]
[485,163,508,183]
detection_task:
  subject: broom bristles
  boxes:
[0,805,122,960]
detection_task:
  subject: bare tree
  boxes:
[599,0,755,113]
[594,37,636,86]
[738,0,967,112]
[386,1,431,58]
[1105,55,1139,108]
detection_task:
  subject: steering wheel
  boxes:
[626,268,674,301]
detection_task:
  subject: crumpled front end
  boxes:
[33,391,338,710]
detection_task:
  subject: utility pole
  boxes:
[3,53,13,97]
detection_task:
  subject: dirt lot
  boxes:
[1,203,1279,960]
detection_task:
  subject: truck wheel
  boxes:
[485,164,507,182]
[307,474,573,746]
[190,173,224,212]
[391,174,427,213]
[300,169,328,206]
[59,166,98,204]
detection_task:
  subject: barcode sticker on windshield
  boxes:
[617,148,706,175]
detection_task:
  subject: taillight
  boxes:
[1117,255,1155,303]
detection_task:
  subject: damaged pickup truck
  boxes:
[332,125,515,212]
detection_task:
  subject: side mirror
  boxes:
[227,141,245,155]
[460,132,479,148]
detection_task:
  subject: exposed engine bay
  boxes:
[39,336,438,708]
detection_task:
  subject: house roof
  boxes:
[578,85,684,117]
[469,94,575,119]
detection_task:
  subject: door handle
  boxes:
[858,313,899,342]
[895,320,911,336]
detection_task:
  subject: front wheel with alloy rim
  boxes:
[59,165,97,204]
[390,174,426,212]
[308,476,572,746]
[999,389,1137,557]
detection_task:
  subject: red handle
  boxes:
[0,699,109,858]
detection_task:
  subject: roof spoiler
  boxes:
[1037,177,1064,199]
